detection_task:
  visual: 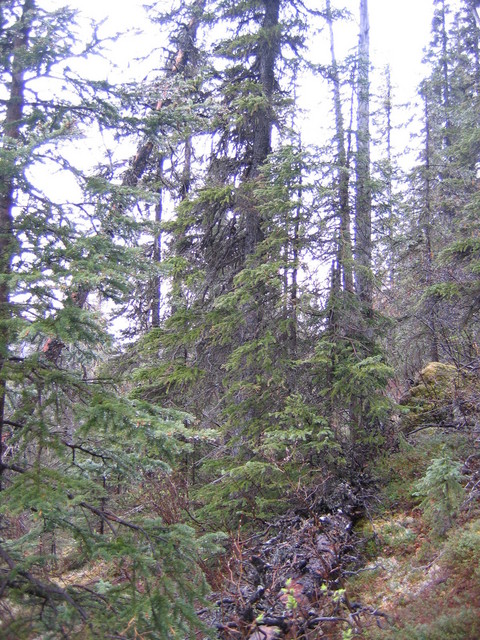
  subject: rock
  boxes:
[400,362,463,432]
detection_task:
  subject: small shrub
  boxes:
[380,520,417,553]
[413,451,465,535]
[444,518,480,579]
[386,609,480,640]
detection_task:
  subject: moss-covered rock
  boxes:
[400,362,478,433]
[406,362,458,401]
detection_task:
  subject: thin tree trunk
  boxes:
[0,0,34,490]
[289,189,300,355]
[354,0,372,310]
[384,65,394,285]
[152,157,164,328]
[439,0,451,147]
[422,86,440,362]
[326,0,354,295]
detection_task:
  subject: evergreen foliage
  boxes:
[0,2,222,636]
[2,0,479,635]
[414,449,465,534]
[390,0,480,372]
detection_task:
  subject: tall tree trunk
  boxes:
[326,0,354,294]
[439,0,451,146]
[233,0,280,449]
[289,189,300,355]
[384,65,395,285]
[244,0,280,258]
[354,0,372,310]
[151,157,164,328]
[421,85,440,362]
[0,0,34,490]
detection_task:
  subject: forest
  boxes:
[0,0,479,638]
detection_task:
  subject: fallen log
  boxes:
[203,486,363,640]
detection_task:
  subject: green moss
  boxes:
[443,518,480,579]
[380,609,480,640]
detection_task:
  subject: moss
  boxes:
[378,609,480,640]
[443,518,480,579]
[400,362,480,435]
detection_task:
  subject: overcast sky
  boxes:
[40,0,437,177]
[35,0,438,303]
[64,0,435,101]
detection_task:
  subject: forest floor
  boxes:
[345,432,480,640]
[204,429,480,640]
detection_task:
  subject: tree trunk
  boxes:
[0,0,34,490]
[439,0,451,147]
[326,0,354,295]
[151,157,164,328]
[244,0,280,258]
[421,85,440,362]
[354,0,372,310]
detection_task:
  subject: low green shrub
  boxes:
[369,609,480,640]
[444,518,480,578]
[413,450,465,535]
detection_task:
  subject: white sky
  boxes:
[67,0,435,98]
[36,0,437,208]
[369,0,433,98]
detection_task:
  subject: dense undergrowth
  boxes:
[344,365,480,640]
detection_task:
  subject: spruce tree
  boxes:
[130,0,346,524]
[0,3,219,637]
[392,0,480,372]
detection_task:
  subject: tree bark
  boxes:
[354,0,372,310]
[151,157,164,328]
[0,0,34,490]
[384,65,394,284]
[421,85,440,362]
[326,0,354,294]
[244,0,280,258]
[439,0,451,146]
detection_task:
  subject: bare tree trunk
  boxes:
[0,0,34,490]
[151,157,164,328]
[326,0,354,294]
[439,0,451,147]
[384,65,395,285]
[354,0,372,310]
[421,85,440,362]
